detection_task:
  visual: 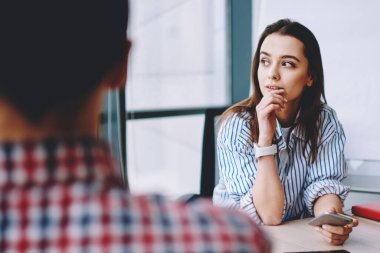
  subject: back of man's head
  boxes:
[0,1,128,122]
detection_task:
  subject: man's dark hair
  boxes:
[0,1,128,122]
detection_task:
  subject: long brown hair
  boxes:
[222,19,326,164]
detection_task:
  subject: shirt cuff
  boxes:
[304,179,350,216]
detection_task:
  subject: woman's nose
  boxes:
[268,65,280,80]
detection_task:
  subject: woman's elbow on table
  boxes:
[261,215,282,226]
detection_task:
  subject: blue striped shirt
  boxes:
[213,104,350,224]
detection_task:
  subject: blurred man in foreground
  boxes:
[0,1,270,252]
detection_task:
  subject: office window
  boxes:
[126,0,228,197]
[127,115,204,197]
[127,0,228,110]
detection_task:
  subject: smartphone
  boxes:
[285,250,350,253]
[308,212,353,227]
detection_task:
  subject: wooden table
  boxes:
[262,217,380,253]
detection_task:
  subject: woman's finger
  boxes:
[346,217,359,228]
[261,94,287,104]
[315,227,349,245]
[259,104,282,116]
[316,226,350,240]
[321,224,352,235]
[258,96,285,110]
[262,92,286,101]
[322,236,346,246]
[268,88,285,95]
[335,214,359,228]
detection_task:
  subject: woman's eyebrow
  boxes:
[282,55,300,62]
[260,51,301,62]
[260,51,270,57]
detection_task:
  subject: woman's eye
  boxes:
[283,61,295,68]
[260,59,269,66]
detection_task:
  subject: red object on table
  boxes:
[352,202,380,222]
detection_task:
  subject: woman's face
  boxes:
[258,33,312,103]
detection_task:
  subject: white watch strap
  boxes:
[254,144,277,158]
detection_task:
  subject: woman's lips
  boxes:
[266,85,280,90]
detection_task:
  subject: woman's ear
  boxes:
[104,40,132,90]
[306,73,313,87]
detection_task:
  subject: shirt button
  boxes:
[289,201,293,207]
[287,176,291,181]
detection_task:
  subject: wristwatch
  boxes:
[254,144,277,158]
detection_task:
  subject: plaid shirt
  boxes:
[0,138,270,253]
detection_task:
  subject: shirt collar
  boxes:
[0,137,123,188]
[275,110,306,143]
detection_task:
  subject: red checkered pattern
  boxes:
[0,138,270,253]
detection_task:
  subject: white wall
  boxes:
[254,0,380,160]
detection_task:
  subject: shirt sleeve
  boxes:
[303,111,350,216]
[212,113,264,224]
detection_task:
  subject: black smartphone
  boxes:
[285,250,350,253]
[308,213,352,227]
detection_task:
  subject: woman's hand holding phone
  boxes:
[310,212,359,245]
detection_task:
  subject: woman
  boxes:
[213,19,357,245]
